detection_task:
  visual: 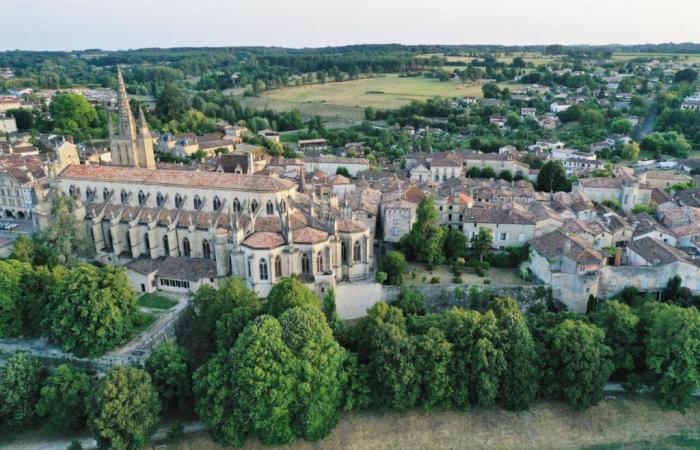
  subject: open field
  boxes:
[420,51,560,66]
[137,293,178,309]
[611,52,700,63]
[162,396,700,450]
[237,75,484,121]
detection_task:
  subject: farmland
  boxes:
[237,75,485,121]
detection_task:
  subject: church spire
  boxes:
[137,106,150,135]
[116,65,136,139]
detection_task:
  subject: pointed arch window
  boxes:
[194,195,202,210]
[156,192,165,207]
[103,188,110,201]
[232,198,241,213]
[341,241,348,265]
[259,258,269,280]
[275,256,282,278]
[144,233,151,257]
[213,196,222,212]
[301,252,310,274]
[182,237,191,257]
[120,189,128,204]
[353,240,361,262]
[138,190,146,206]
[266,200,274,215]
[125,232,132,257]
[86,187,95,202]
[251,199,259,213]
[163,235,170,254]
[316,251,323,273]
[69,185,77,197]
[280,200,286,213]
[175,194,183,208]
[202,239,211,259]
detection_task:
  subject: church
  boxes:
[42,68,374,297]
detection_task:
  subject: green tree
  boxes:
[279,307,346,441]
[322,289,346,342]
[193,315,296,447]
[491,298,539,410]
[543,320,613,410]
[49,264,138,357]
[335,166,350,177]
[6,107,34,130]
[155,83,190,121]
[9,234,34,263]
[392,286,427,316]
[610,118,632,134]
[0,352,45,429]
[145,342,192,412]
[265,277,320,317]
[471,226,493,262]
[20,265,67,337]
[90,366,161,450]
[33,196,93,266]
[443,228,468,261]
[193,277,261,348]
[643,303,700,411]
[400,196,445,268]
[414,327,453,410]
[536,160,570,193]
[673,68,698,84]
[380,250,408,285]
[0,259,33,337]
[50,93,99,139]
[592,301,639,373]
[36,364,91,431]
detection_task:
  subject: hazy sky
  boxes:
[2,0,699,51]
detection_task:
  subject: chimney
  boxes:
[614,247,622,266]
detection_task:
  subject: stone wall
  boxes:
[334,281,548,319]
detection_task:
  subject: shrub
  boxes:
[453,276,463,284]
[375,271,388,284]
[483,279,491,285]
[430,276,440,284]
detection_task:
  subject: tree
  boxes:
[482,83,501,98]
[414,327,453,410]
[49,264,138,357]
[6,108,34,130]
[155,83,190,121]
[279,307,347,441]
[145,342,192,412]
[0,352,45,429]
[673,68,698,84]
[643,303,700,411]
[499,169,513,182]
[400,196,445,268]
[193,277,261,348]
[380,251,407,285]
[592,301,639,373]
[471,226,493,262]
[392,286,427,316]
[610,118,632,134]
[90,366,161,450]
[536,160,570,193]
[0,259,33,338]
[542,320,613,410]
[265,277,320,317]
[322,289,346,342]
[50,93,99,139]
[194,315,297,447]
[33,196,93,266]
[10,235,34,263]
[443,228,468,261]
[491,298,539,410]
[335,166,350,178]
[36,364,91,431]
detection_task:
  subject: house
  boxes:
[258,129,280,142]
[382,199,418,243]
[461,206,536,249]
[550,101,572,113]
[529,229,604,311]
[303,155,369,178]
[298,138,328,152]
[489,115,507,128]
[521,107,537,119]
[572,175,652,212]
[0,113,17,133]
[0,96,21,113]
[126,256,218,294]
[562,157,605,175]
[639,171,693,190]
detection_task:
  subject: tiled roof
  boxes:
[293,226,328,244]
[462,207,535,225]
[336,219,366,233]
[242,231,286,249]
[59,164,294,192]
[629,237,689,266]
[530,229,603,263]
[126,256,217,281]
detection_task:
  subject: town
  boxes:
[2,40,700,450]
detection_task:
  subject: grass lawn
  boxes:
[238,75,484,121]
[163,396,700,450]
[133,311,158,333]
[137,293,178,310]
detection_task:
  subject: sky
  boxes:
[2,0,699,51]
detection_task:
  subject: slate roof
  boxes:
[126,256,217,281]
[628,237,690,266]
[530,229,603,263]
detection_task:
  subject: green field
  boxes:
[238,75,485,121]
[612,52,700,63]
[137,293,178,310]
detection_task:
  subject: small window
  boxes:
[259,258,269,280]
[266,200,274,215]
[232,198,241,213]
[138,190,146,206]
[193,195,202,210]
[213,196,222,211]
[156,192,164,207]
[120,189,128,204]
[175,194,183,208]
